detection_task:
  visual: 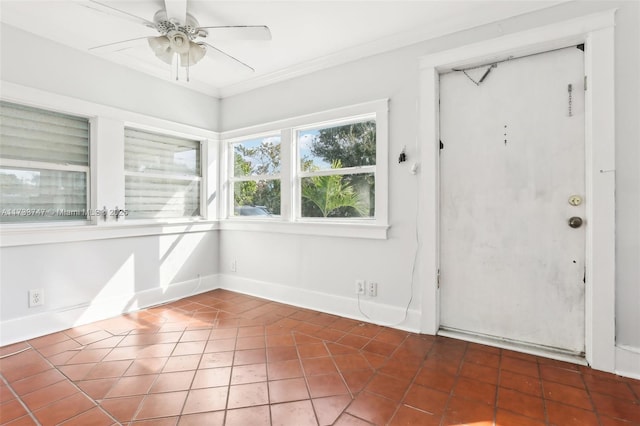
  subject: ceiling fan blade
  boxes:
[164,0,187,24]
[197,26,272,41]
[83,0,156,29]
[89,37,150,53]
[202,42,255,72]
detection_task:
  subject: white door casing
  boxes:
[418,10,616,372]
[438,46,586,355]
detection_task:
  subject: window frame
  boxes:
[227,132,283,219]
[123,126,204,221]
[0,101,92,226]
[221,99,389,239]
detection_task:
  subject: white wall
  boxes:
[220,0,639,373]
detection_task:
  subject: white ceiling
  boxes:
[0,0,564,97]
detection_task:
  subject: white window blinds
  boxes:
[124,128,201,219]
[0,101,89,223]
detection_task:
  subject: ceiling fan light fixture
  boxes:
[147,36,173,64]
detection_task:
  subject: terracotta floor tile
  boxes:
[497,387,546,421]
[546,400,600,426]
[32,392,95,426]
[464,347,501,368]
[341,369,375,394]
[377,358,421,381]
[235,336,266,350]
[501,356,540,378]
[403,383,449,415]
[585,374,638,401]
[591,391,640,423]
[99,395,144,422]
[3,414,39,426]
[298,343,329,359]
[226,382,269,409]
[460,361,499,385]
[1,351,52,383]
[268,359,304,380]
[230,363,267,385]
[312,395,352,425]
[302,357,337,376]
[191,367,231,389]
[177,411,224,426]
[362,340,397,357]
[269,377,310,403]
[21,380,78,411]
[233,349,266,366]
[180,330,211,342]
[104,374,157,398]
[414,367,456,393]
[124,357,168,376]
[496,409,546,426]
[338,334,370,350]
[453,376,497,405]
[422,356,461,376]
[543,380,593,410]
[85,360,133,380]
[134,391,188,420]
[365,373,411,402]
[266,334,296,348]
[130,416,178,425]
[306,373,349,398]
[204,338,236,353]
[10,369,66,396]
[181,387,227,414]
[57,363,98,381]
[0,382,15,404]
[147,370,194,394]
[76,378,119,400]
[374,330,408,346]
[0,342,30,358]
[162,354,202,372]
[172,341,206,356]
[271,400,318,426]
[0,399,29,423]
[442,396,494,426]
[332,353,371,372]
[334,412,374,425]
[58,406,115,426]
[326,342,358,356]
[540,364,585,388]
[28,332,70,349]
[346,391,398,425]
[500,369,543,397]
[389,404,441,426]
[267,346,299,362]
[225,405,270,426]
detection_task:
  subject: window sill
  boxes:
[0,220,220,248]
[219,219,389,239]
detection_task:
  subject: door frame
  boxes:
[418,10,616,372]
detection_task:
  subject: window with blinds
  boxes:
[0,101,90,223]
[124,128,201,219]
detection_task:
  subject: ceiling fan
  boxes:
[86,0,271,79]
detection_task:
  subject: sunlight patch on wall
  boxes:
[159,231,205,291]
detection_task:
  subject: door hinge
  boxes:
[437,268,441,288]
[584,75,587,91]
[583,267,586,284]
[439,140,444,150]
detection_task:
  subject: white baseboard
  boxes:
[0,274,220,346]
[218,274,421,333]
[615,345,640,379]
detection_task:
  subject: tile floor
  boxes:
[1,289,639,426]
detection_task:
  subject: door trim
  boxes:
[418,9,616,372]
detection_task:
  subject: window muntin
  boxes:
[124,128,201,220]
[230,135,281,217]
[0,101,90,223]
[297,118,376,219]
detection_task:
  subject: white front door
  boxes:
[439,46,586,354]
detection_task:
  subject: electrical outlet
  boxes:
[29,289,44,307]
[367,282,378,297]
[231,260,237,272]
[355,279,366,295]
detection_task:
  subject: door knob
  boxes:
[568,217,583,228]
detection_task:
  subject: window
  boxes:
[223,99,388,234]
[124,128,201,220]
[0,101,90,223]
[230,135,281,217]
[297,118,376,219]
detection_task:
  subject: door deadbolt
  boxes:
[568,216,583,228]
[568,195,583,206]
